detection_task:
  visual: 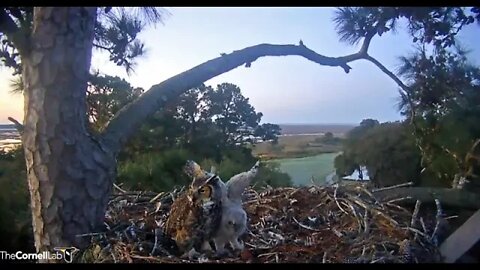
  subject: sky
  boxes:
[1,7,479,125]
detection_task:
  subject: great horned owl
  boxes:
[213,199,248,254]
[214,161,260,254]
[163,161,226,258]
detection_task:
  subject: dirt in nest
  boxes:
[76,185,447,263]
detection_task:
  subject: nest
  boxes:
[77,184,445,263]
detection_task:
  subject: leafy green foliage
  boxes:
[0,148,33,252]
[87,73,144,132]
[117,149,192,191]
[254,123,282,144]
[396,44,480,187]
[112,81,287,192]
[333,7,480,189]
[335,120,423,187]
[0,7,168,75]
[255,162,292,188]
[333,7,479,50]
[0,7,32,75]
[123,82,280,158]
[206,83,263,145]
[313,132,342,145]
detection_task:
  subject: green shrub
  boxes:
[117,149,193,192]
[0,148,34,252]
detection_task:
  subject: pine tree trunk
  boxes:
[21,7,115,260]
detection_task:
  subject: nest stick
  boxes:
[371,181,414,192]
[430,199,444,243]
[386,196,412,204]
[113,183,128,193]
[149,191,165,203]
[334,187,349,215]
[410,200,422,228]
[364,208,370,235]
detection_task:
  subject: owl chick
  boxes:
[214,161,260,254]
[164,162,225,259]
[225,160,260,204]
[213,199,248,255]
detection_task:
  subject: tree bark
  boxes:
[21,7,116,261]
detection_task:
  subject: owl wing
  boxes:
[226,161,260,203]
[164,193,201,253]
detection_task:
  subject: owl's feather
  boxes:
[212,161,259,254]
[165,160,258,257]
[164,163,225,256]
[213,199,248,254]
[225,161,260,204]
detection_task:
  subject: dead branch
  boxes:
[7,116,24,135]
[101,42,365,150]
[373,187,480,210]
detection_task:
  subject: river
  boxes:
[268,152,340,186]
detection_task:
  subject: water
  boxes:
[268,152,340,186]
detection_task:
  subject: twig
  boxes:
[403,227,430,239]
[385,203,411,214]
[111,248,117,263]
[430,199,444,244]
[345,193,370,210]
[364,208,370,235]
[128,254,167,262]
[322,252,327,263]
[334,186,349,215]
[345,201,363,233]
[419,217,428,234]
[151,228,160,256]
[76,232,105,238]
[258,252,278,258]
[410,200,421,228]
[355,185,377,201]
[371,208,399,227]
[292,217,321,232]
[434,199,444,218]
[371,182,414,193]
[331,227,343,237]
[113,183,128,193]
[7,117,24,135]
[149,191,165,203]
[386,196,412,204]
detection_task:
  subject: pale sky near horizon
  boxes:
[1,7,479,125]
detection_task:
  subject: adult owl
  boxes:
[163,161,226,259]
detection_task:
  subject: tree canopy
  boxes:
[0,7,168,75]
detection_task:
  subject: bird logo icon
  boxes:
[54,247,79,263]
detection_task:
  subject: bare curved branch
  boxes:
[7,116,24,135]
[101,42,365,151]
[101,32,414,153]
[363,54,410,92]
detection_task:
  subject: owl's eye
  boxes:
[198,186,210,196]
[228,220,234,226]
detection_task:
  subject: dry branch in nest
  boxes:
[76,184,445,263]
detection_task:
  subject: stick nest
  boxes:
[77,184,444,263]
